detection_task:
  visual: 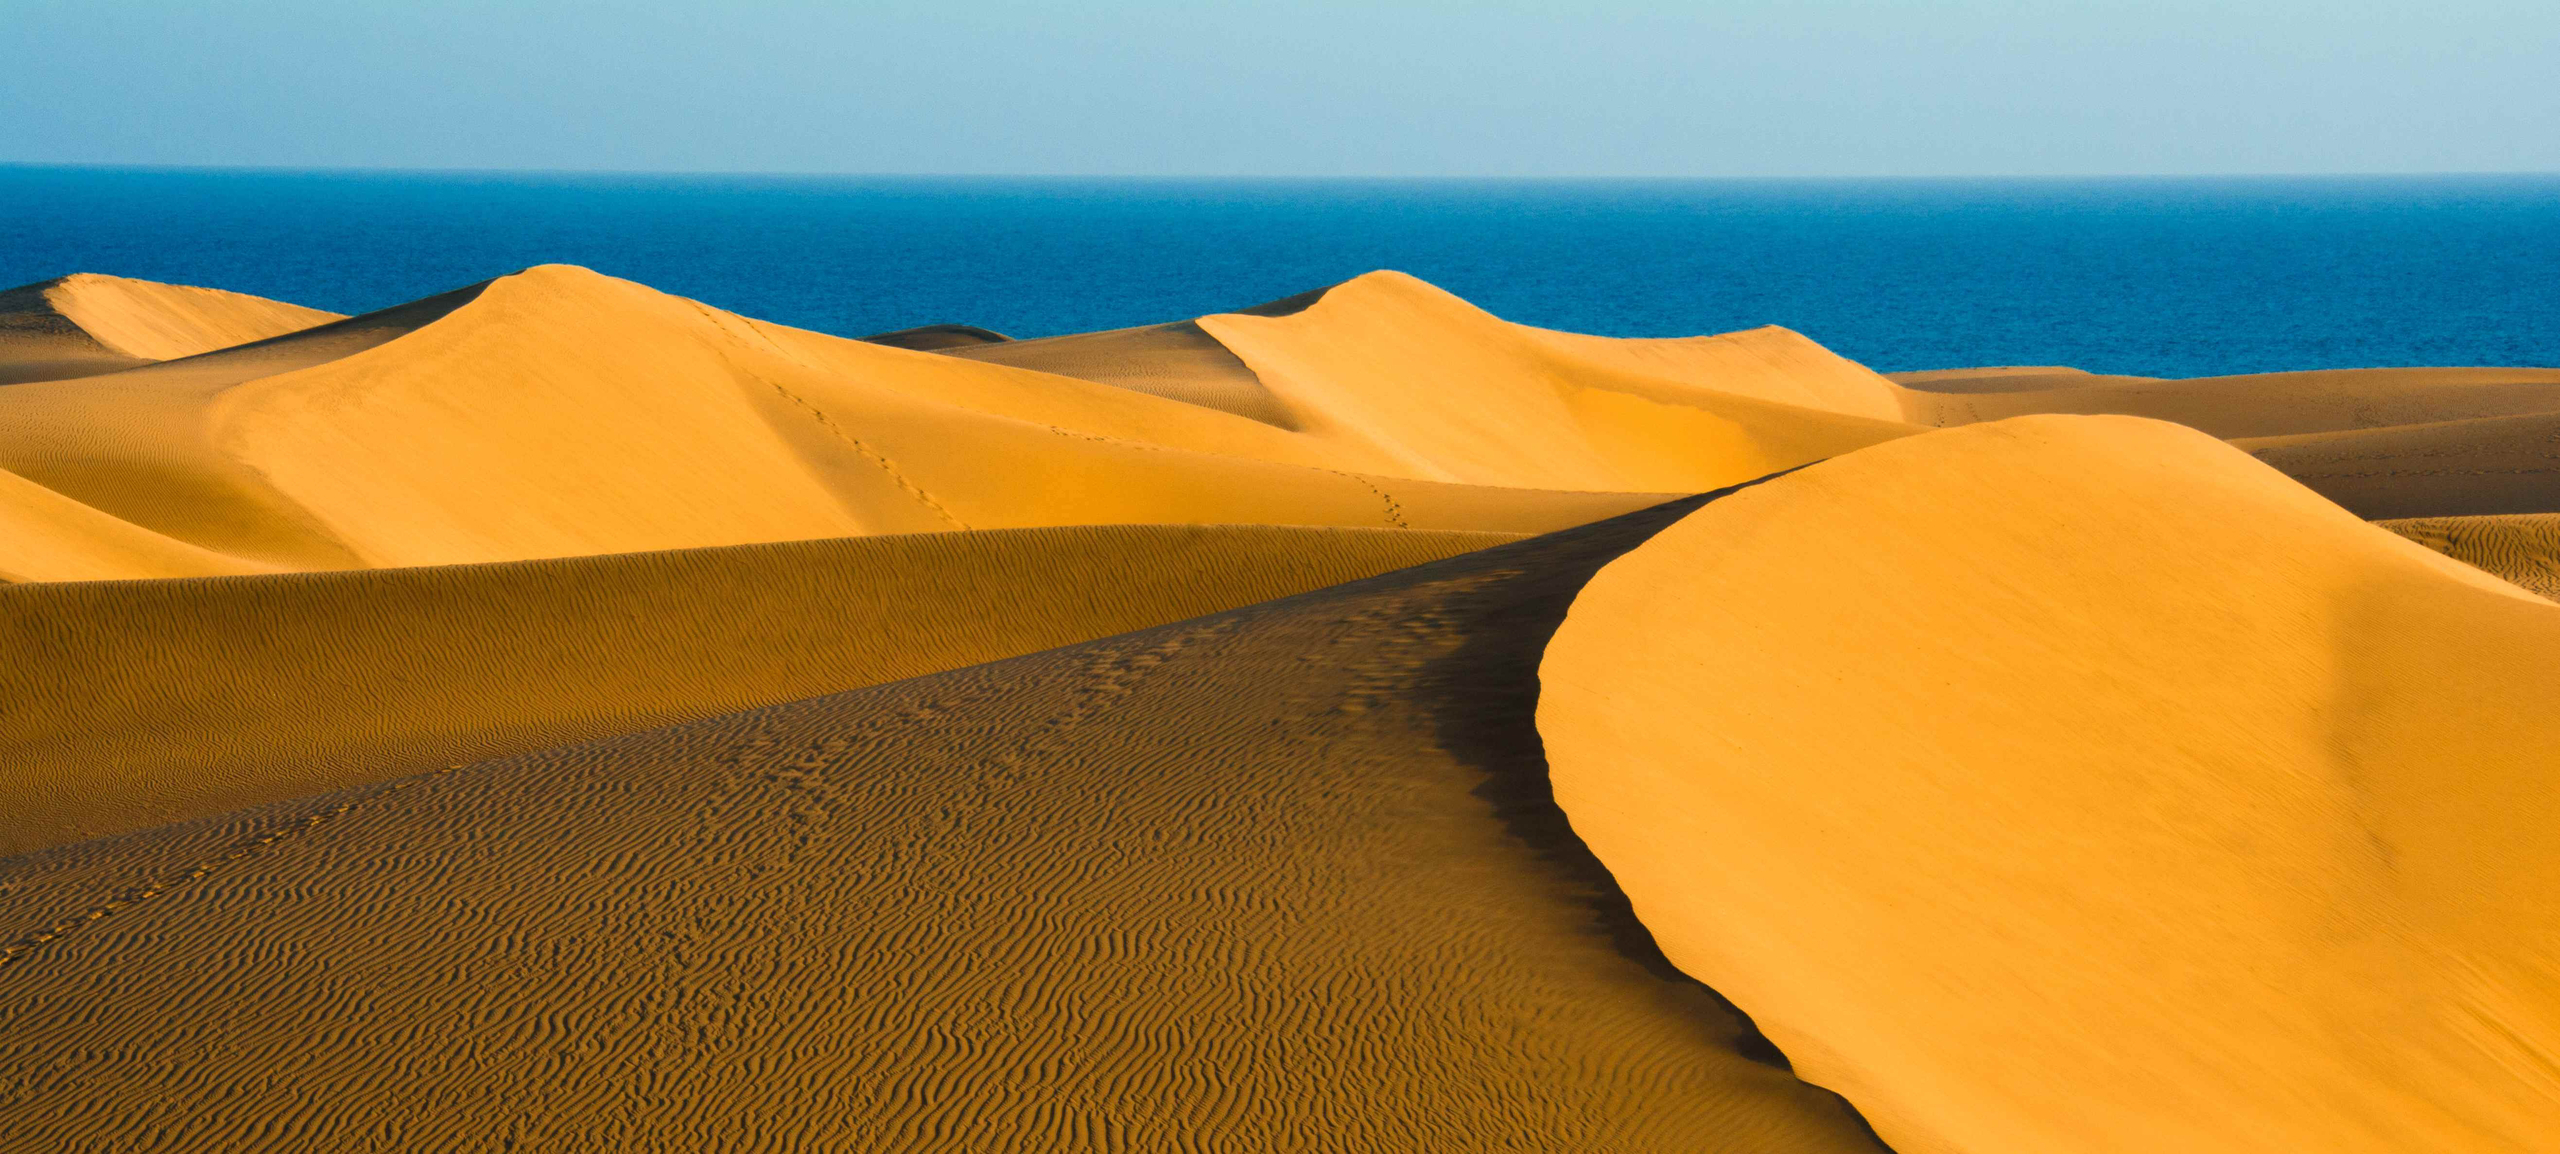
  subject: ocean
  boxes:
[2,166,2552,378]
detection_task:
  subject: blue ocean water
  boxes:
[1,166,2552,377]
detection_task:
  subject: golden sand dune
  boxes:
[2381,513,2560,599]
[0,523,1514,857]
[9,255,2558,1149]
[1902,365,2560,438]
[1540,416,2560,1152]
[1194,272,1914,489]
[0,265,1926,580]
[0,502,1890,1152]
[0,273,340,385]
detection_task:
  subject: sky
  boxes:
[3,0,2555,177]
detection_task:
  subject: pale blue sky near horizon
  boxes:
[4,0,2555,178]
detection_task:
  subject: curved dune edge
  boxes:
[0,523,1517,857]
[2381,513,2560,600]
[0,273,341,385]
[0,498,1889,1152]
[1537,416,2560,1152]
[0,264,1911,579]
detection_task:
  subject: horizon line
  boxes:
[6,161,2559,184]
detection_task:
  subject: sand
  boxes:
[1540,416,2560,1152]
[0,523,1515,857]
[0,273,340,385]
[5,257,2558,1149]
[2381,513,2560,599]
[0,499,1888,1151]
[1901,366,2560,437]
[0,265,1921,578]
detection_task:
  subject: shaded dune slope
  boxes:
[1902,366,2560,439]
[1540,417,2560,1152]
[0,273,340,385]
[2381,513,2560,599]
[0,497,1888,1152]
[2240,410,2560,518]
[0,523,1514,857]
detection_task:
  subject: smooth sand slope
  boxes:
[0,523,1514,857]
[0,265,1931,579]
[0,273,339,385]
[0,499,1888,1153]
[2381,513,2560,599]
[1540,417,2560,1152]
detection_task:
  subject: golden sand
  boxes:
[1540,417,2560,1151]
[0,524,1517,856]
[0,272,341,384]
[1,262,2555,1149]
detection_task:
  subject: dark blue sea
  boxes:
[2,166,2553,377]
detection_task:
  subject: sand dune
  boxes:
[1540,416,2560,1152]
[2239,410,2560,518]
[0,273,340,385]
[2381,513,2560,599]
[1901,365,2560,439]
[0,265,1928,580]
[8,255,2557,1149]
[0,499,1888,1152]
[859,321,1013,349]
[0,523,1515,857]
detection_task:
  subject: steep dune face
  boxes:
[0,500,1887,1153]
[0,524,1515,857]
[0,273,341,384]
[1539,417,2560,1152]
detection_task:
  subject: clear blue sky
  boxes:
[5,0,2554,177]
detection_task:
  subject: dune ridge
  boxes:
[1539,416,2560,1152]
[6,255,2560,1150]
[0,273,341,385]
[0,265,1935,581]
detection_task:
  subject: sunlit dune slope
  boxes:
[1195,271,1916,490]
[1539,416,2560,1152]
[0,498,1887,1153]
[2382,513,2560,599]
[2240,410,2560,517]
[0,265,1686,577]
[0,523,1513,857]
[0,273,340,385]
[1900,365,2560,438]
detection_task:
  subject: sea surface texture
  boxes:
[1,167,2551,376]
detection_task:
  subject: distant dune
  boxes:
[1540,417,2560,1151]
[0,266,1912,578]
[0,272,341,385]
[3,261,2557,1148]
